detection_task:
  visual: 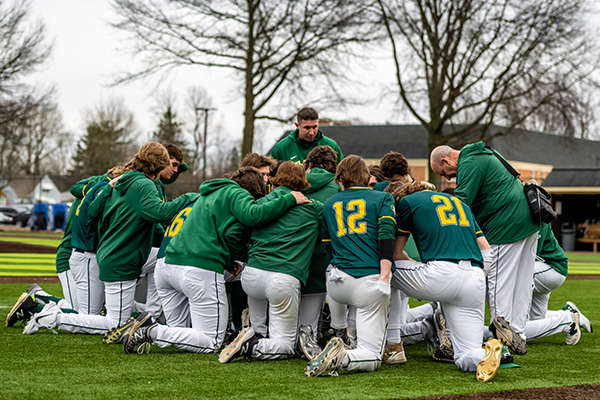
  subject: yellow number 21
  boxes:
[431,195,470,227]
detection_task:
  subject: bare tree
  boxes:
[0,0,53,188]
[110,0,379,157]
[377,0,599,177]
[71,98,138,178]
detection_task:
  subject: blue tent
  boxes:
[32,202,49,231]
[52,203,68,231]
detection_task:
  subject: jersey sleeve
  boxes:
[229,186,295,227]
[395,198,413,237]
[139,182,200,224]
[377,192,397,240]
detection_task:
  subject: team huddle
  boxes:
[6,107,593,382]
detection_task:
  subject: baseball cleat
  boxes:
[122,312,158,354]
[104,316,135,344]
[22,302,61,335]
[298,325,322,360]
[490,316,527,355]
[500,346,514,365]
[566,310,581,345]
[432,344,455,363]
[334,327,356,349]
[6,293,38,327]
[477,338,503,382]
[305,337,346,377]
[382,341,407,365]
[219,326,258,363]
[565,301,592,333]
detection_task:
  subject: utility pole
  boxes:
[195,107,216,182]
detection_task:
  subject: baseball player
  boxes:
[22,143,198,336]
[390,182,503,382]
[304,155,395,377]
[70,166,125,315]
[219,162,322,362]
[120,166,311,354]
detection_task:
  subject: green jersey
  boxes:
[56,175,106,273]
[270,129,343,164]
[322,186,396,278]
[536,223,568,277]
[247,186,323,285]
[157,199,197,259]
[71,178,111,252]
[396,190,484,267]
[455,142,538,244]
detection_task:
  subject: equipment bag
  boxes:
[485,145,557,224]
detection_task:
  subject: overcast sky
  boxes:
[27,0,403,154]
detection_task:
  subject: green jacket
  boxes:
[536,223,568,277]
[454,142,538,244]
[247,186,323,285]
[302,168,340,293]
[89,171,198,282]
[270,129,343,164]
[164,179,298,274]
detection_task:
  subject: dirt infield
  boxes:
[0,240,57,254]
[406,384,600,399]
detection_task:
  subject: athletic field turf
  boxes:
[1,280,599,399]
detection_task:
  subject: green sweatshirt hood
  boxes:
[289,129,324,148]
[200,178,238,196]
[460,141,493,158]
[114,170,150,195]
[304,168,336,194]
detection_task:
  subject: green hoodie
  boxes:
[89,170,198,282]
[247,186,323,285]
[270,129,343,164]
[164,179,297,274]
[302,168,340,293]
[455,142,538,244]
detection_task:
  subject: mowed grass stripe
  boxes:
[0,261,55,266]
[0,270,57,276]
[0,253,56,259]
[0,237,60,247]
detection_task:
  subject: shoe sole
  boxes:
[567,301,593,333]
[383,351,407,365]
[566,312,581,345]
[493,317,527,355]
[305,337,345,377]
[477,339,502,382]
[299,330,321,361]
[104,317,135,344]
[22,303,58,335]
[6,293,31,327]
[218,327,254,364]
[123,314,154,353]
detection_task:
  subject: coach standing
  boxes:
[270,107,343,165]
[430,142,539,355]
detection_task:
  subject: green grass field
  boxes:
[1,280,599,399]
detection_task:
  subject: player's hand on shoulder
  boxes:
[291,191,312,205]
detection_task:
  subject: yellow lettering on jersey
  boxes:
[332,201,347,237]
[165,207,192,237]
[333,199,366,237]
[347,200,366,234]
[432,195,469,227]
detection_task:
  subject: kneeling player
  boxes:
[305,155,396,377]
[390,182,502,382]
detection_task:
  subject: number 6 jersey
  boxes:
[322,186,396,278]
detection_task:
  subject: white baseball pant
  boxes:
[69,249,104,315]
[57,269,78,311]
[530,261,566,320]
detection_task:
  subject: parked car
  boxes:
[0,207,20,218]
[0,211,12,224]
[11,210,32,228]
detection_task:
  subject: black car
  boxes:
[11,210,32,228]
[0,207,19,218]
